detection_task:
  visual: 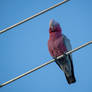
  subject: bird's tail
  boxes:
[64,72,76,84]
[64,55,76,84]
[55,55,76,84]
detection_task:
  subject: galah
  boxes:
[48,19,76,84]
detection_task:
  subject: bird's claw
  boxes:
[62,52,67,59]
[53,57,58,61]
[53,52,67,61]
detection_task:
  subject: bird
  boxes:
[48,19,76,84]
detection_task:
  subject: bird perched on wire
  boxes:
[48,19,76,84]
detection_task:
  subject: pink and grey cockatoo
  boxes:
[48,19,76,84]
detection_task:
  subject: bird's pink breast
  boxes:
[48,35,67,58]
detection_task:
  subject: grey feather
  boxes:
[62,34,72,51]
[62,34,73,76]
[62,34,73,58]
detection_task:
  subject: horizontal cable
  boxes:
[0,41,92,87]
[0,0,70,34]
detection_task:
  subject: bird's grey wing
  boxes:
[62,34,73,76]
[62,34,72,51]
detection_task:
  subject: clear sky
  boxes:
[0,0,92,92]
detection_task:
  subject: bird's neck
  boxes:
[49,32,62,40]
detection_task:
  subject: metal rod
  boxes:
[0,0,70,34]
[0,41,92,87]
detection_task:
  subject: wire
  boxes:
[0,0,70,34]
[0,41,92,87]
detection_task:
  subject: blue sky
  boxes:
[0,0,92,92]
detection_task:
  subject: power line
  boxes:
[0,41,92,87]
[0,0,70,34]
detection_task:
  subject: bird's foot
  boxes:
[53,57,58,61]
[62,52,67,59]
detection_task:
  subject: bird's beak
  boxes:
[49,19,56,31]
[50,25,54,30]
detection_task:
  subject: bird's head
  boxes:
[49,19,62,33]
